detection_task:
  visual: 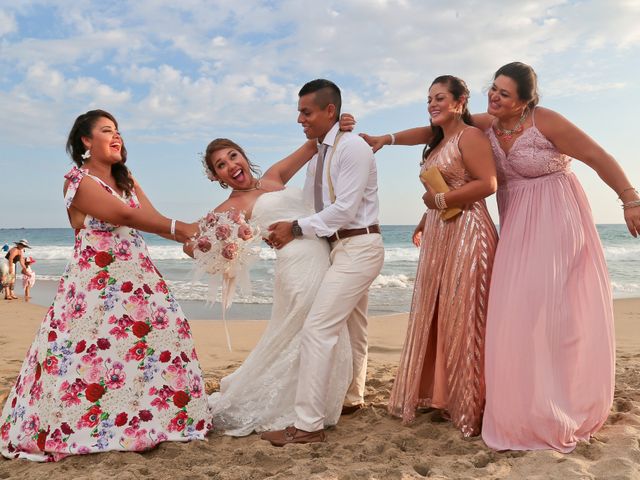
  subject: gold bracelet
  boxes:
[618,186,638,199]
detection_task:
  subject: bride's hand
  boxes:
[359,133,390,153]
[339,113,356,132]
[183,238,196,258]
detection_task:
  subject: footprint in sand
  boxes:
[574,440,605,461]
[415,425,441,440]
[471,451,493,468]
[412,463,430,477]
[613,398,634,413]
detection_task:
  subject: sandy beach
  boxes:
[0,299,639,479]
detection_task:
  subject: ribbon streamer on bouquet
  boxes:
[197,255,256,352]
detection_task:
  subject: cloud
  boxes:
[0,9,17,36]
[0,0,638,147]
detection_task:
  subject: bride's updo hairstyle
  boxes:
[202,138,262,189]
[422,75,472,162]
[66,109,134,196]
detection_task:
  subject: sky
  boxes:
[1,0,639,228]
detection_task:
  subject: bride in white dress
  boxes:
[196,138,352,436]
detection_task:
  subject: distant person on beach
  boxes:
[1,239,30,300]
[260,79,384,447]
[0,109,211,462]
[360,75,499,437]
[362,61,640,452]
[21,256,36,301]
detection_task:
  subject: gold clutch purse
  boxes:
[420,166,462,221]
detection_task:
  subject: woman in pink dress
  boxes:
[386,76,498,437]
[362,62,640,452]
[0,110,211,461]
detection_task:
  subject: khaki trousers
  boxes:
[294,233,384,432]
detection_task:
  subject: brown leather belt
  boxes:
[326,224,381,242]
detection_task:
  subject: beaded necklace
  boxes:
[494,108,529,140]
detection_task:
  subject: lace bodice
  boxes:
[486,113,571,187]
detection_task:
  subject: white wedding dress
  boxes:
[208,188,352,436]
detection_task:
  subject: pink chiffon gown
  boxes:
[481,110,615,452]
[388,129,498,437]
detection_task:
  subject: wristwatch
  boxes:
[291,220,303,238]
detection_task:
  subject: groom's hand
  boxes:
[268,221,294,250]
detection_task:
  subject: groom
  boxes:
[265,79,384,446]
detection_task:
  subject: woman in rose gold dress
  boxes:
[386,76,498,437]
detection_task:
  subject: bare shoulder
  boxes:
[533,106,567,125]
[533,106,573,138]
[261,167,285,184]
[258,177,285,190]
[459,126,491,148]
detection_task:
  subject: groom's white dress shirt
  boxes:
[298,122,380,237]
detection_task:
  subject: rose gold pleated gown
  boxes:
[388,129,498,437]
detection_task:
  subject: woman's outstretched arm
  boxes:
[536,107,640,236]
[132,177,198,242]
[357,113,493,153]
[66,176,197,242]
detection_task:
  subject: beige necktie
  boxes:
[314,144,327,212]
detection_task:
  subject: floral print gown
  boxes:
[0,167,211,462]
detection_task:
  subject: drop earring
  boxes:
[81,150,91,160]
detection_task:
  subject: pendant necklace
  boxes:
[232,179,261,193]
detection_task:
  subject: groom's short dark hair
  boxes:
[299,79,341,120]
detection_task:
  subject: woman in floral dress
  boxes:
[0,110,211,461]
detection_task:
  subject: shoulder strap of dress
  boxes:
[455,126,472,143]
[530,106,537,127]
[63,166,89,210]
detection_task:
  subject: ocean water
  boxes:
[1,225,638,320]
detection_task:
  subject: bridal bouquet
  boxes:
[191,209,262,350]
